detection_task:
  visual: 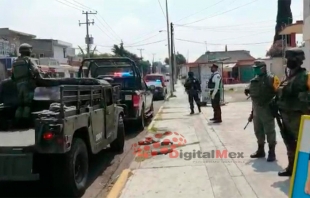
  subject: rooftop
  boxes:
[0,28,36,38]
[195,50,255,63]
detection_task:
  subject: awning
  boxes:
[279,22,303,35]
[222,63,236,72]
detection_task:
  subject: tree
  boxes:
[78,46,113,58]
[266,0,292,57]
[164,52,186,65]
[112,43,150,76]
[164,52,187,75]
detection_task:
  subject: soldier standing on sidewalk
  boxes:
[245,61,280,162]
[208,64,222,123]
[276,48,310,176]
[184,71,201,114]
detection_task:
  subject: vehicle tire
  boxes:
[110,115,125,153]
[55,138,89,197]
[135,106,145,130]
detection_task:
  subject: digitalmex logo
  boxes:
[131,131,187,160]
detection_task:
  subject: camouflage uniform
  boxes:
[246,61,280,162]
[11,43,40,122]
[277,48,310,176]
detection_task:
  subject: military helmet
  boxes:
[253,60,266,68]
[19,43,32,53]
[188,71,194,77]
[285,47,305,61]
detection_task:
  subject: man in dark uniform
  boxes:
[11,43,40,126]
[208,64,222,123]
[276,47,310,176]
[184,71,201,114]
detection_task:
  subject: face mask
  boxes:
[286,60,298,69]
[253,67,262,76]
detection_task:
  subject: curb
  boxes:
[106,169,133,198]
[148,105,164,131]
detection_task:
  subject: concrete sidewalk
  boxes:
[109,83,290,198]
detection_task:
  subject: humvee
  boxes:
[0,69,125,196]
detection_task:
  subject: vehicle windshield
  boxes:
[145,75,163,82]
[111,77,136,90]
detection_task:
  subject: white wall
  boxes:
[53,45,67,64]
[303,0,310,71]
[271,58,285,79]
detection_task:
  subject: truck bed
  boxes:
[0,129,35,147]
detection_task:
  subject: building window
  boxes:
[39,53,44,58]
[63,48,66,58]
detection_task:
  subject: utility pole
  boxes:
[137,48,145,76]
[165,0,173,97]
[152,53,156,73]
[79,11,97,58]
[170,22,176,90]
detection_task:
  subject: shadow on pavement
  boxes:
[271,179,290,196]
[245,158,283,173]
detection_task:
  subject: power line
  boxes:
[175,0,227,23]
[124,40,166,47]
[72,0,96,11]
[55,0,82,11]
[95,24,118,41]
[157,0,166,18]
[60,0,122,41]
[97,15,122,41]
[181,0,259,26]
[95,39,166,48]
[175,38,271,46]
[127,33,161,45]
[63,0,87,10]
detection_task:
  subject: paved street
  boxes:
[114,82,289,198]
[0,100,164,198]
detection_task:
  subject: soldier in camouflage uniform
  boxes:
[277,47,310,176]
[245,61,280,162]
[11,43,40,125]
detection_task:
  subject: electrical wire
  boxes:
[175,0,227,23]
[181,0,259,26]
[95,25,118,41]
[124,40,166,47]
[127,33,162,46]
[94,16,120,41]
[157,0,166,18]
[219,30,271,41]
[175,38,271,45]
[59,0,122,41]
[55,0,82,11]
[63,0,86,10]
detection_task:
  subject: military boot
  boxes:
[198,106,201,113]
[250,143,265,158]
[267,144,276,162]
[278,156,294,176]
[190,109,194,115]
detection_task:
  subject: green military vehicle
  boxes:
[0,67,125,196]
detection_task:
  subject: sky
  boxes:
[0,0,303,63]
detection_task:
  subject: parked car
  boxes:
[145,73,167,100]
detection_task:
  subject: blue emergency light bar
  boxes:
[155,79,161,82]
[114,72,133,77]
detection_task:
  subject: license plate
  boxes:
[125,95,132,100]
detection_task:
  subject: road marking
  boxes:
[106,169,133,198]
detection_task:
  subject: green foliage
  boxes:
[112,43,150,75]
[78,45,113,58]
[164,52,187,65]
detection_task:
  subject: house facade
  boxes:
[0,28,36,56]
[195,50,255,83]
[19,38,75,64]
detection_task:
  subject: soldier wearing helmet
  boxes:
[11,43,40,126]
[276,47,309,176]
[184,71,201,114]
[245,60,280,162]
